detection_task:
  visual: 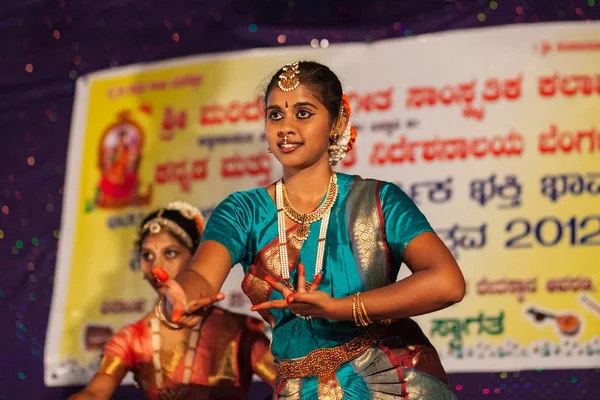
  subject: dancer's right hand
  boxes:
[153,267,225,328]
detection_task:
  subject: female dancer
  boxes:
[70,201,276,400]
[156,61,466,399]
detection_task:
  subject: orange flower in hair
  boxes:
[342,93,352,117]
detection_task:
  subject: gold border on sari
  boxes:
[346,177,390,290]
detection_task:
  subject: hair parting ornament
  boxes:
[277,61,301,92]
[276,61,358,166]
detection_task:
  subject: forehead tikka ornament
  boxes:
[277,62,300,92]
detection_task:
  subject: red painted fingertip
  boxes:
[216,293,225,300]
[172,309,182,323]
[152,267,169,282]
[250,305,260,312]
[265,276,277,285]
[313,273,323,285]
[286,293,295,304]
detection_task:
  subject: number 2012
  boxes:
[505,216,600,248]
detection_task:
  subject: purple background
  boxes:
[1,1,599,398]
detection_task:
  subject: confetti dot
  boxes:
[73,55,82,66]
[53,230,60,238]
[16,240,23,249]
[364,35,373,43]
[513,372,520,378]
[589,0,596,6]
[18,372,25,380]
[571,377,578,383]
[0,229,3,239]
[456,385,463,391]
[32,237,39,246]
[320,39,330,48]
[172,32,179,42]
[575,7,583,15]
[25,63,33,73]
[483,388,490,394]
[494,388,501,394]
[500,372,508,378]
[516,6,524,14]
[393,22,401,30]
[53,30,60,39]
[29,293,36,302]
[69,70,77,79]
[27,262,35,271]
[489,1,498,9]
[2,205,9,214]
[184,18,191,26]
[277,34,286,44]
[248,23,257,33]
[478,13,487,22]
[12,247,19,255]
[29,274,36,283]
[404,29,413,36]
[46,203,54,212]
[27,156,35,166]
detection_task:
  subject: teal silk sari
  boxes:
[203,173,456,399]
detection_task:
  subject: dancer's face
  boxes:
[140,231,193,296]
[265,84,334,170]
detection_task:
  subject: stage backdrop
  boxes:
[45,22,600,386]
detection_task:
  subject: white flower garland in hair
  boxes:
[329,122,352,166]
[166,200,204,223]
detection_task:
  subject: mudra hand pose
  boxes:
[70,201,276,400]
[157,61,466,399]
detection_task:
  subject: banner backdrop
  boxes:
[45,22,600,385]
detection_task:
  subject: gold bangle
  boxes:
[155,297,182,330]
[353,292,369,327]
[352,294,360,327]
[355,293,369,327]
[357,292,373,325]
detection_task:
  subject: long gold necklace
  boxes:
[281,173,338,241]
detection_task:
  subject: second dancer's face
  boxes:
[140,231,193,296]
[265,84,333,170]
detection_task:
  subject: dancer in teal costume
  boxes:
[154,61,465,399]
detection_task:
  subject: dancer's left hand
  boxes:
[250,263,336,319]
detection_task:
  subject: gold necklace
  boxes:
[281,173,338,241]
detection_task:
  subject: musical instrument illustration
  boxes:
[526,307,581,336]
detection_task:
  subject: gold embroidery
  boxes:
[275,322,389,379]
[318,374,344,400]
[346,178,389,291]
[208,340,237,385]
[275,377,302,399]
[162,342,185,376]
[253,351,277,387]
[242,225,303,307]
[207,314,244,385]
[98,355,124,376]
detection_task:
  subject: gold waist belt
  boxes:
[275,321,390,379]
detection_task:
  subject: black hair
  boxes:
[264,60,343,125]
